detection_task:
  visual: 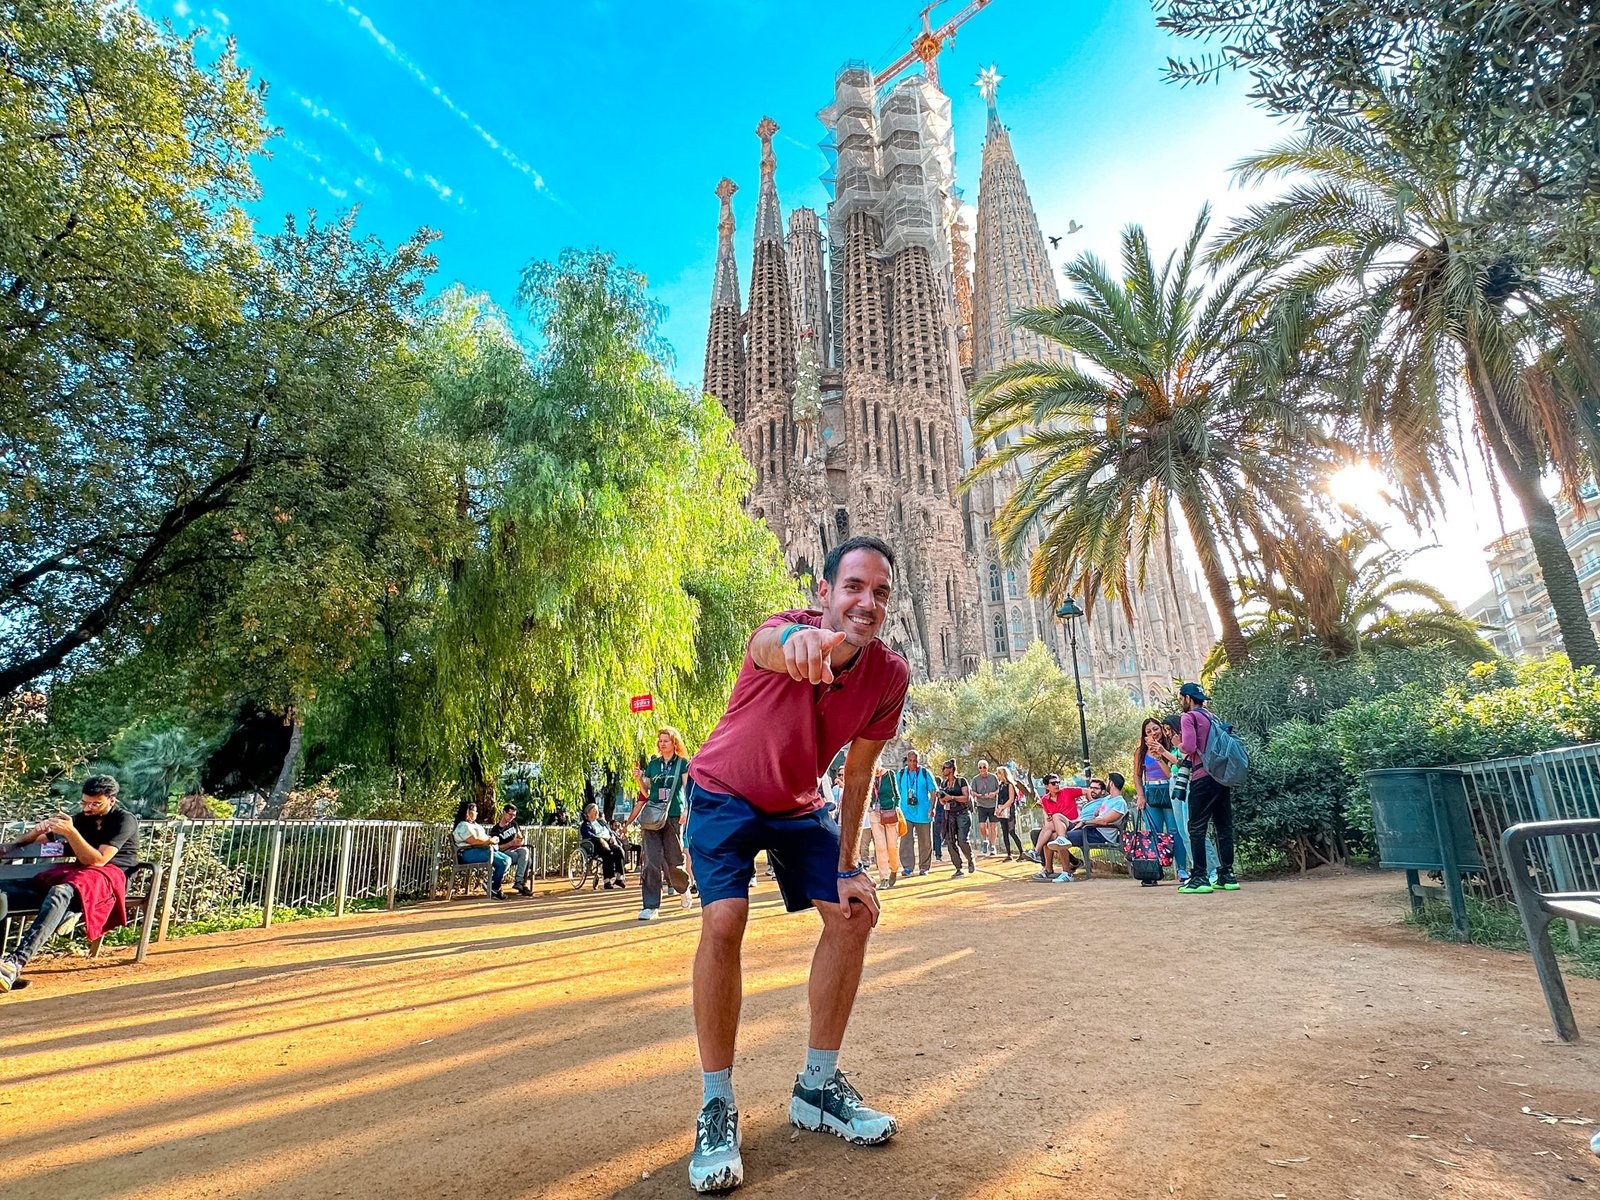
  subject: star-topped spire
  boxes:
[976,63,1003,109]
[754,116,783,243]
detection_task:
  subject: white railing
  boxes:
[1,818,593,942]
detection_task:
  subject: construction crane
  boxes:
[873,0,996,91]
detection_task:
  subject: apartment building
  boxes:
[1469,483,1600,658]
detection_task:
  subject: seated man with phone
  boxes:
[0,774,140,992]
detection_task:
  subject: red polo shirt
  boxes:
[690,609,910,816]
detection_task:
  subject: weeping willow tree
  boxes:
[417,253,796,804]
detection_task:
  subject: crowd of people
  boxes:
[443,695,1242,911]
[0,533,1246,1199]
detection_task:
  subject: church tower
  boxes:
[966,65,1214,701]
[742,118,798,540]
[703,178,745,422]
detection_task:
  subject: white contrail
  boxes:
[331,1,548,192]
[293,91,467,208]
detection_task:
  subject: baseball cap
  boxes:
[1179,682,1210,702]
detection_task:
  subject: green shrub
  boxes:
[1233,719,1354,869]
[1220,653,1600,872]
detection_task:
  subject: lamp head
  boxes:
[1055,599,1083,621]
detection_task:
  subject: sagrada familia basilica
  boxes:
[701,59,1214,699]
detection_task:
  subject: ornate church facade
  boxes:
[701,65,1214,700]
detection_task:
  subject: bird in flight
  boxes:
[1048,236,1060,248]
[1067,220,1083,234]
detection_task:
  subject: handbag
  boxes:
[637,756,686,832]
[1124,809,1174,882]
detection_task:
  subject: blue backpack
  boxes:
[1199,714,1250,788]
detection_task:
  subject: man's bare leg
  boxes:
[694,898,749,1071]
[806,899,874,1050]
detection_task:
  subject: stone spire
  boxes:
[787,208,829,369]
[703,177,745,420]
[742,117,796,535]
[970,65,1066,377]
[745,117,797,400]
[753,116,784,244]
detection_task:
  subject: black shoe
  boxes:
[490,888,508,900]
[1140,879,1159,887]
[1215,871,1241,891]
[516,884,533,896]
[952,869,965,878]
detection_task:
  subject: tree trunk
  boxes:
[265,707,303,816]
[1471,360,1600,670]
[1177,489,1250,666]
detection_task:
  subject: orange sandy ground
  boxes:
[2,864,1598,1199]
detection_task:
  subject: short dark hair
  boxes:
[822,535,894,585]
[942,758,956,770]
[1107,772,1125,792]
[81,774,119,797]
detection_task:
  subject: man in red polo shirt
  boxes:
[683,535,909,1194]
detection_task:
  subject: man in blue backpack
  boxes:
[1176,682,1241,893]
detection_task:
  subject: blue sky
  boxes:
[148,0,1504,604]
[152,0,1290,368]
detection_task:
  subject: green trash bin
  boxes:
[1363,767,1483,941]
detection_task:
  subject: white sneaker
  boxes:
[789,1070,898,1145]
[689,1098,743,1193]
[681,890,697,910]
[638,908,661,921]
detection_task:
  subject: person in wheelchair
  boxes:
[580,803,627,889]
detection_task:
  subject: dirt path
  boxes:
[3,864,1597,1199]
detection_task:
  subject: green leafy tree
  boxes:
[411,257,796,802]
[966,211,1342,667]
[1156,0,1600,272]
[904,640,1144,780]
[1213,103,1600,668]
[0,1,453,711]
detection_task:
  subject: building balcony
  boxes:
[1579,559,1600,582]
[1566,520,1600,549]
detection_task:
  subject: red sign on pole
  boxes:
[630,693,654,713]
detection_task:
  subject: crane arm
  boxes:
[872,0,995,87]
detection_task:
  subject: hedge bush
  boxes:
[1222,653,1600,871]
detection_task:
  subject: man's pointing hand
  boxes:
[785,627,848,684]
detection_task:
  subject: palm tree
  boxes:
[1209,522,1494,670]
[966,210,1340,667]
[1213,101,1600,668]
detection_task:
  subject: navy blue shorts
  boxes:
[685,780,841,913]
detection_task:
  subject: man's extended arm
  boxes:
[750,623,848,683]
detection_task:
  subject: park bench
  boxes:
[436,830,497,899]
[1501,818,1600,1044]
[0,856,164,965]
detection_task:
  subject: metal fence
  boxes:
[1456,745,1600,904]
[2,818,592,943]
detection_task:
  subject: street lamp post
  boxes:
[1055,599,1092,780]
